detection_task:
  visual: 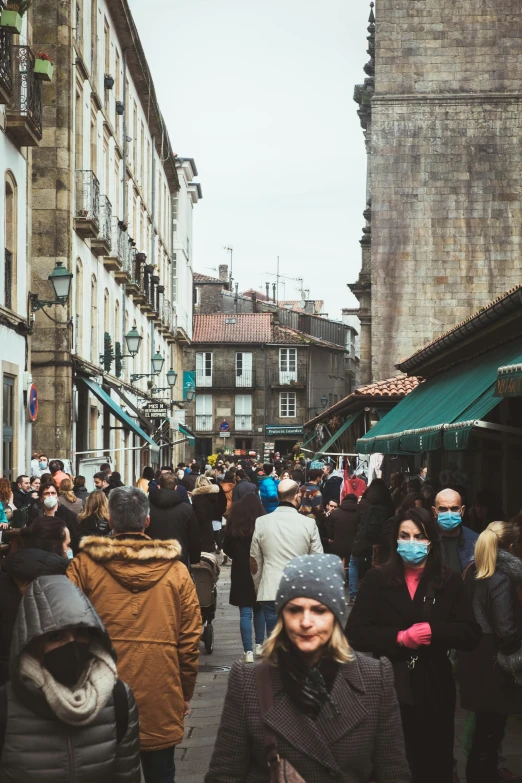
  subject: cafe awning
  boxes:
[178,423,195,446]
[78,376,160,454]
[314,411,362,457]
[495,364,522,397]
[357,338,522,454]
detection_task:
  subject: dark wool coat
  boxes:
[205,655,411,783]
[321,475,343,505]
[148,488,201,567]
[191,484,227,553]
[457,551,522,715]
[0,549,68,686]
[232,479,258,502]
[78,513,111,539]
[222,534,257,607]
[329,496,359,560]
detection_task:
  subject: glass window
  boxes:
[2,375,14,480]
[279,348,297,372]
[280,391,296,418]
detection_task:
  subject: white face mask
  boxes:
[43,496,58,509]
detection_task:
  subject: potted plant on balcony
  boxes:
[104,73,114,89]
[0,0,29,34]
[116,100,124,115]
[33,50,53,82]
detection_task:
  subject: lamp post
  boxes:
[130,349,165,384]
[321,395,328,408]
[30,261,73,311]
[150,367,178,394]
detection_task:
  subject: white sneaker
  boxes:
[255,644,264,657]
[243,651,254,663]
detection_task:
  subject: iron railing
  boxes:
[4,248,12,309]
[195,369,256,388]
[235,415,252,431]
[161,297,171,329]
[110,218,131,271]
[277,307,348,348]
[97,196,112,250]
[0,27,13,97]
[195,415,212,432]
[269,368,308,386]
[75,170,100,225]
[11,46,42,138]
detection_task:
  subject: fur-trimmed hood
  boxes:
[77,534,182,592]
[497,549,522,584]
[191,483,220,496]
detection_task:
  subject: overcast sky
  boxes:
[128,0,370,320]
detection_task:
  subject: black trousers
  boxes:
[466,712,508,783]
[400,700,455,783]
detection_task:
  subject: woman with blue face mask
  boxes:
[346,508,482,783]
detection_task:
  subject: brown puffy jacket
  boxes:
[219,481,235,513]
[67,533,201,750]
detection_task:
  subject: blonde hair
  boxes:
[59,478,77,504]
[475,520,520,580]
[78,490,109,522]
[263,615,354,665]
[195,476,212,490]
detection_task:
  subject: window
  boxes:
[2,375,14,480]
[4,172,17,311]
[235,352,252,387]
[115,50,120,99]
[133,100,137,170]
[90,1,97,77]
[75,89,83,171]
[195,393,212,431]
[195,352,212,387]
[75,259,83,355]
[90,110,97,175]
[103,18,110,73]
[194,286,200,307]
[279,348,297,384]
[235,395,252,431]
[280,391,296,418]
[104,288,110,336]
[90,275,98,365]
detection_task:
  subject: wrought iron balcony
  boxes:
[111,220,133,281]
[94,196,113,259]
[127,250,145,300]
[6,46,42,146]
[195,415,213,432]
[235,415,253,431]
[269,368,307,388]
[0,27,13,104]
[74,170,100,239]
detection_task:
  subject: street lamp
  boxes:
[321,395,328,408]
[130,350,165,384]
[124,327,142,357]
[99,326,142,372]
[30,261,73,312]
[150,368,178,395]
[186,387,195,402]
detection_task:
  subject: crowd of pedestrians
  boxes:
[0,451,520,782]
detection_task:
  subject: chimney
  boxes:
[234,282,239,312]
[250,291,257,312]
[218,264,229,283]
[303,300,315,314]
[265,282,270,301]
[272,283,276,302]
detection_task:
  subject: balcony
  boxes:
[74,171,100,239]
[195,415,212,432]
[93,196,113,259]
[6,46,42,146]
[195,369,256,389]
[269,368,307,388]
[146,275,161,322]
[235,415,252,431]
[111,220,132,281]
[0,27,13,104]
[125,248,144,294]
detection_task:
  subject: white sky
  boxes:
[128,0,370,320]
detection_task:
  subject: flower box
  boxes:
[104,74,114,90]
[115,100,124,115]
[34,58,53,82]
[0,9,22,33]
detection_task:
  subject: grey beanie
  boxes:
[275,554,347,626]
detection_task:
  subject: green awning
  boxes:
[495,363,522,397]
[178,423,195,446]
[78,376,160,454]
[314,411,361,457]
[299,431,317,450]
[356,337,522,454]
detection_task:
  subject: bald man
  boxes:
[433,488,478,573]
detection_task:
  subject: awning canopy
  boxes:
[178,423,195,446]
[357,338,522,454]
[314,411,362,457]
[78,377,159,454]
[495,364,522,397]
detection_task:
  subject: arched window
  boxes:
[4,171,17,311]
[90,275,98,364]
[75,259,83,355]
[103,287,110,337]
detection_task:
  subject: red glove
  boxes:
[397,623,432,649]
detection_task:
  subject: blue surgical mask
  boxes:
[39,461,47,470]
[397,541,430,565]
[66,549,74,560]
[437,511,462,531]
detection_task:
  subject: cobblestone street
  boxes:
[179,558,522,782]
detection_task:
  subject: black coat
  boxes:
[74,486,89,507]
[148,488,201,567]
[222,534,257,607]
[321,475,343,505]
[78,513,111,539]
[457,552,522,715]
[329,496,359,559]
[181,472,200,493]
[231,479,258,502]
[191,484,227,553]
[0,548,68,686]
[12,489,36,510]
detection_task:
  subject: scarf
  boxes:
[20,639,117,726]
[278,645,340,720]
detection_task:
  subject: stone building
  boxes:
[28,0,200,481]
[184,310,358,461]
[350,1,522,383]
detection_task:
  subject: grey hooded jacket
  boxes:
[0,575,141,783]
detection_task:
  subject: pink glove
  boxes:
[397,623,432,649]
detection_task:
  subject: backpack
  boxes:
[0,678,129,760]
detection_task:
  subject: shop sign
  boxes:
[495,375,522,397]
[27,383,38,422]
[219,431,230,438]
[265,425,304,436]
[143,401,170,418]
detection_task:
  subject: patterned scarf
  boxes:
[278,645,340,720]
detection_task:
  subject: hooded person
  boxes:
[148,472,201,567]
[0,575,141,782]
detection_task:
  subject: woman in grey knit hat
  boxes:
[206,554,411,783]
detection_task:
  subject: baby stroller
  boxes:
[192,553,220,654]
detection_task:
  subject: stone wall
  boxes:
[369,0,522,380]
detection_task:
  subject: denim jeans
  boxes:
[239,605,265,652]
[348,554,366,600]
[260,600,278,636]
[140,746,175,783]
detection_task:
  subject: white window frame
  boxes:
[235,351,252,387]
[195,351,212,387]
[235,394,252,431]
[279,348,297,384]
[279,391,296,418]
[195,393,212,431]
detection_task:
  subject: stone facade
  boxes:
[350,1,522,381]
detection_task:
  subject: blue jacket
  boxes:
[258,475,279,514]
[458,525,479,571]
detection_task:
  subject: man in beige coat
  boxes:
[68,485,201,783]
[250,479,323,635]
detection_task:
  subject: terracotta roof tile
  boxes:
[194,272,222,283]
[192,313,272,343]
